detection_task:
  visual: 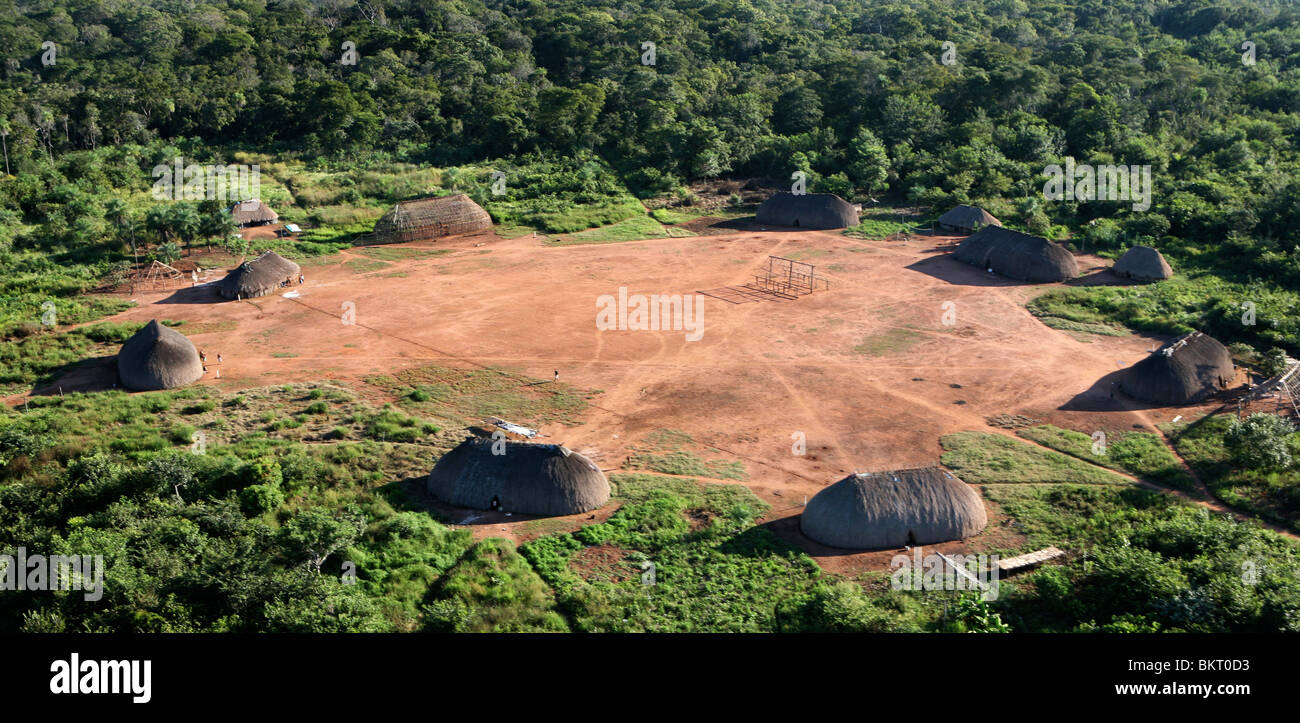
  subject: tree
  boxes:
[1226,414,1295,470]
[846,126,890,194]
[280,509,364,574]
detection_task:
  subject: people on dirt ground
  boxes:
[299,274,305,284]
[217,354,223,363]
[553,370,559,382]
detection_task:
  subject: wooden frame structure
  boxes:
[746,255,830,299]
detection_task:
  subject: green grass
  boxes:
[1016,424,1196,491]
[625,450,747,480]
[342,258,392,274]
[0,321,146,394]
[852,327,925,356]
[939,431,1131,485]
[546,214,695,245]
[367,364,590,428]
[648,208,699,224]
[842,216,914,239]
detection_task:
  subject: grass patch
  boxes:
[852,327,924,356]
[939,431,1131,485]
[547,214,687,245]
[1016,424,1196,491]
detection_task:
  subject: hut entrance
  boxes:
[907,530,917,546]
[489,496,501,510]
[792,219,800,227]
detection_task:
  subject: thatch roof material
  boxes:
[952,226,1079,282]
[800,467,987,550]
[756,192,860,230]
[218,251,301,300]
[1120,331,1235,405]
[229,199,278,226]
[1113,245,1173,281]
[427,439,610,516]
[117,320,204,391]
[370,194,493,244]
[937,205,1002,233]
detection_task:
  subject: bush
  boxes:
[239,483,284,516]
[1225,414,1295,470]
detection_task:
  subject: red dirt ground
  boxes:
[51,228,1248,574]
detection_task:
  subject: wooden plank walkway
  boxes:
[997,546,1066,575]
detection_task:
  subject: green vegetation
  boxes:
[547,213,695,245]
[1164,414,1300,532]
[940,432,1131,485]
[1016,424,1196,491]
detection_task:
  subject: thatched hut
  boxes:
[937,205,1002,234]
[427,438,610,517]
[229,199,278,227]
[218,251,301,300]
[1113,246,1173,282]
[117,320,204,391]
[1120,331,1235,405]
[369,194,493,244]
[800,467,987,550]
[952,226,1079,282]
[756,192,860,230]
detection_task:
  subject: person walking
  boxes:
[553,370,559,383]
[217,353,223,363]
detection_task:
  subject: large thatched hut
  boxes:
[369,194,493,244]
[952,226,1079,282]
[756,192,860,230]
[218,251,300,300]
[937,205,1001,234]
[229,199,278,227]
[117,320,204,391]
[800,467,987,550]
[1120,331,1235,405]
[1113,245,1173,282]
[427,438,610,517]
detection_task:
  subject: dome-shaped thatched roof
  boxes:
[117,320,203,391]
[1113,245,1172,282]
[229,199,278,226]
[427,438,610,517]
[937,205,1002,233]
[370,194,493,244]
[801,467,987,550]
[952,226,1079,282]
[1120,331,1235,405]
[756,192,860,230]
[218,251,301,300]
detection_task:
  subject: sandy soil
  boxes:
[51,228,1248,573]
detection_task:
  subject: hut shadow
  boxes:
[754,514,907,558]
[29,356,121,396]
[904,254,1043,288]
[155,284,223,304]
[1059,368,1163,412]
[1065,269,1141,287]
[695,286,790,304]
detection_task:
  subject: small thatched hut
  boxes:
[800,467,987,550]
[370,194,493,244]
[1120,331,1235,405]
[755,192,860,230]
[117,320,204,391]
[952,226,1079,282]
[229,199,278,227]
[1113,246,1173,282]
[218,251,301,300]
[427,438,610,517]
[937,205,1002,234]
